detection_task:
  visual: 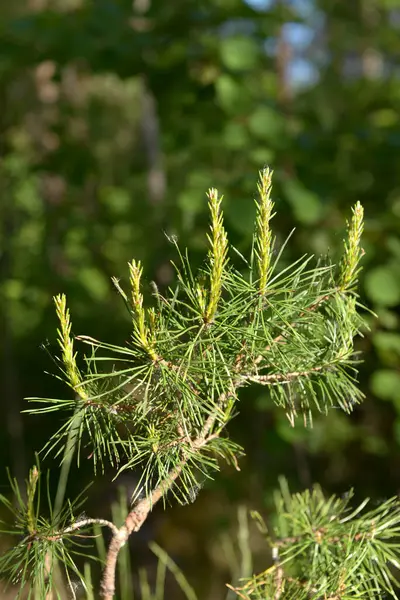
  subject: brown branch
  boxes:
[97,294,333,597]
[243,364,325,385]
[59,518,120,538]
[28,518,120,545]
[76,332,238,597]
[100,431,216,599]
[99,359,239,598]
[273,564,284,600]
[93,289,337,598]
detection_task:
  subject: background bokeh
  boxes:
[1,0,400,597]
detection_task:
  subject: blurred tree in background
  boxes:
[0,0,400,598]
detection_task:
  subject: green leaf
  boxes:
[100,186,131,215]
[78,267,110,301]
[248,106,284,142]
[375,308,398,330]
[223,121,250,149]
[307,411,356,453]
[178,189,206,221]
[370,369,400,402]
[215,74,252,114]
[374,331,400,357]
[275,414,308,444]
[370,108,398,128]
[382,0,400,8]
[387,235,400,259]
[249,147,275,165]
[283,179,323,225]
[224,196,256,235]
[361,434,388,456]
[220,36,259,71]
[364,266,400,307]
[178,171,212,219]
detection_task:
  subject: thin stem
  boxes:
[62,518,120,538]
[100,432,215,599]
[54,406,82,517]
[33,518,120,543]
[243,365,326,384]
[53,294,88,517]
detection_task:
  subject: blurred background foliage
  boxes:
[1,0,400,597]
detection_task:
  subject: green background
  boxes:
[1,0,400,597]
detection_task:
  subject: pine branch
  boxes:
[255,290,333,364]
[49,518,120,540]
[232,481,400,599]
[243,365,326,384]
[2,169,370,598]
[100,427,217,599]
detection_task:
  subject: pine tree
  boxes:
[1,169,400,599]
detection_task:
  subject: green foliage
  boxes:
[364,266,400,308]
[371,370,400,404]
[232,479,400,599]
[0,0,400,596]
[220,37,260,72]
[1,0,399,486]
[0,169,376,598]
[281,180,323,226]
[0,464,91,599]
[25,170,365,506]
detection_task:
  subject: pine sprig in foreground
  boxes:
[230,478,400,599]
[2,169,397,599]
